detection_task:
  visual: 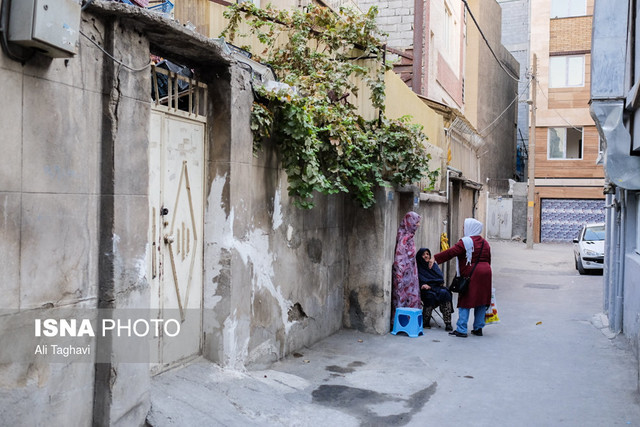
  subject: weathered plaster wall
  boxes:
[202,66,346,368]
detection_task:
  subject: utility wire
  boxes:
[479,74,532,137]
[535,79,583,131]
[461,0,520,82]
[80,30,152,72]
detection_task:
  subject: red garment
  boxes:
[434,236,492,309]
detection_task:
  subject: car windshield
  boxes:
[583,225,605,241]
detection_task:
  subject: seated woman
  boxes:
[416,248,453,331]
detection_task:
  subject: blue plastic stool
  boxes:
[391,307,423,337]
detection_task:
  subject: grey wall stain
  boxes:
[311,383,437,426]
[307,238,322,264]
[348,290,365,331]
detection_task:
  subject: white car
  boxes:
[573,223,605,274]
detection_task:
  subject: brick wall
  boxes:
[550,16,592,53]
[357,0,415,49]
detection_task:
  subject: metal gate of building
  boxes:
[148,66,207,372]
[540,198,605,242]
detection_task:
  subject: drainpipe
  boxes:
[412,0,424,94]
[614,190,626,333]
[603,192,613,314]
[609,189,622,334]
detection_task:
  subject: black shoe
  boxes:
[471,329,483,336]
[445,323,453,332]
[449,330,467,338]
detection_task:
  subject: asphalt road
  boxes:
[149,240,640,426]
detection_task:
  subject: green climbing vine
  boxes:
[222,3,435,209]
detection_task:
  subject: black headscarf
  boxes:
[416,248,445,285]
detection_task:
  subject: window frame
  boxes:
[547,127,584,160]
[443,5,452,58]
[549,55,585,88]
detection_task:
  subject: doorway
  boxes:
[148,109,205,373]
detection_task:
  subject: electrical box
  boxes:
[9,0,81,58]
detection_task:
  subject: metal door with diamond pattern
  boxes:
[149,110,204,371]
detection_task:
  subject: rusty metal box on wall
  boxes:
[8,0,81,58]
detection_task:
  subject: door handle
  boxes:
[164,234,175,244]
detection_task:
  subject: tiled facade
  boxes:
[550,16,593,53]
[540,198,605,241]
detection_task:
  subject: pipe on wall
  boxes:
[604,192,613,314]
[614,189,627,333]
[412,0,424,94]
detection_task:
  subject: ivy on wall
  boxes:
[222,3,435,209]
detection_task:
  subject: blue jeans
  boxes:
[456,306,489,334]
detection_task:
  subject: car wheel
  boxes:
[577,257,586,275]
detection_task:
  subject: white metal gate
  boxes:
[148,103,206,372]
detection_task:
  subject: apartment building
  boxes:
[530,0,605,242]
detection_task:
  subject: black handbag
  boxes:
[449,276,470,293]
[449,240,485,294]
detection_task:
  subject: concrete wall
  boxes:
[0,8,152,426]
[511,182,528,239]
[621,193,640,391]
[467,0,520,188]
[487,197,513,240]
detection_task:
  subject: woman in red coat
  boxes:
[434,218,492,337]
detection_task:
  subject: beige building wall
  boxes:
[385,71,446,189]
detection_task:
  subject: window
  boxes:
[548,127,583,159]
[584,224,605,241]
[238,0,260,7]
[549,55,584,88]
[550,0,586,18]
[444,6,452,57]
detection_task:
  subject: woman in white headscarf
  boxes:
[433,218,492,337]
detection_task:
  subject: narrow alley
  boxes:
[148,240,640,426]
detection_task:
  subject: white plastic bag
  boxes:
[485,288,500,325]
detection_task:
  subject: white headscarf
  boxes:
[461,218,483,265]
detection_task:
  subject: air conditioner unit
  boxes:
[9,0,81,58]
